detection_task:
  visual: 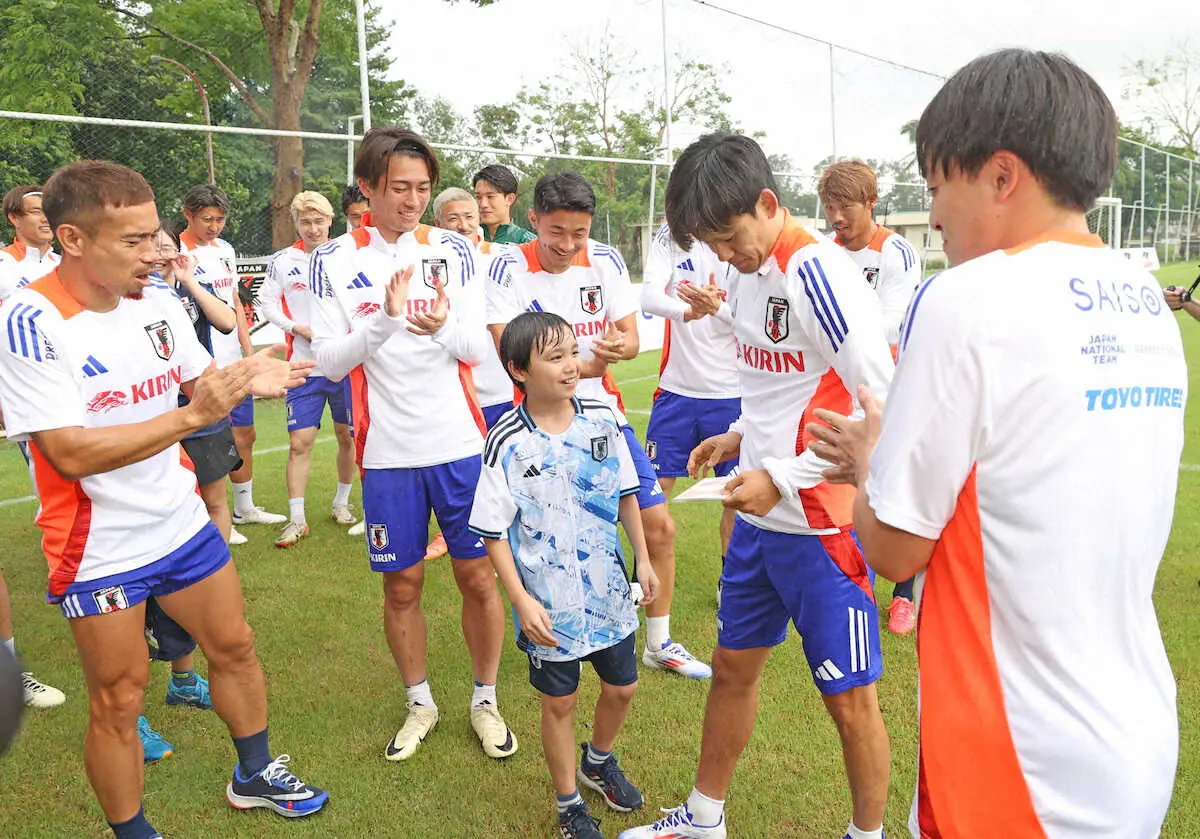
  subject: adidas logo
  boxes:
[677,258,695,272]
[81,354,109,377]
[813,659,845,682]
[288,266,302,276]
[522,465,541,478]
[347,272,373,289]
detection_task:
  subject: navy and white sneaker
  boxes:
[559,801,604,839]
[226,754,328,818]
[577,743,644,812]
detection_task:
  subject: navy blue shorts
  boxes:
[646,390,741,478]
[482,401,514,431]
[621,425,666,510]
[529,631,638,697]
[229,395,254,428]
[286,375,351,431]
[719,518,882,695]
[361,456,488,572]
[144,597,197,662]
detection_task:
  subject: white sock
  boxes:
[232,480,254,514]
[685,787,724,827]
[406,679,435,709]
[645,615,670,651]
[2,637,14,658]
[471,682,496,708]
[845,823,883,839]
[333,482,352,507]
[288,498,306,525]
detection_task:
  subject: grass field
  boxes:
[0,263,1198,838]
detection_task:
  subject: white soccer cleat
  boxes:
[274,521,310,548]
[469,702,518,759]
[384,704,439,761]
[618,805,726,838]
[642,640,712,679]
[228,526,248,545]
[330,504,357,526]
[347,521,365,537]
[232,506,288,525]
[23,672,66,708]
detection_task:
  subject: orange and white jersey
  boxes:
[486,239,638,418]
[866,233,1183,838]
[0,273,212,595]
[0,242,60,301]
[179,232,241,366]
[308,224,488,469]
[473,240,518,408]
[835,225,920,344]
[640,224,739,399]
[731,213,893,535]
[260,240,324,376]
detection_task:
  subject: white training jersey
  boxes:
[486,239,638,419]
[640,224,739,399]
[179,232,242,367]
[865,233,1182,839]
[473,241,517,409]
[260,239,325,377]
[0,242,60,301]
[0,272,212,595]
[309,224,488,470]
[730,213,894,535]
[835,225,921,345]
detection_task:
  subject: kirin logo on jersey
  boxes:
[590,436,608,462]
[131,365,183,404]
[580,285,603,315]
[144,320,175,360]
[765,296,789,344]
[86,390,129,414]
[353,302,381,319]
[864,267,880,288]
[92,585,129,614]
[369,523,389,550]
[422,258,449,290]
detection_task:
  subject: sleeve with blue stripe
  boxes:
[0,295,86,439]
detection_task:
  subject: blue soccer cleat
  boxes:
[165,673,212,710]
[226,754,328,818]
[138,716,174,763]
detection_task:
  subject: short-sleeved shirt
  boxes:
[834,225,921,345]
[486,239,638,418]
[179,231,242,367]
[468,397,640,662]
[260,240,325,375]
[0,272,213,595]
[866,233,1183,838]
[483,223,536,245]
[0,242,59,301]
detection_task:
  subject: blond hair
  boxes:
[817,159,878,206]
[289,190,334,223]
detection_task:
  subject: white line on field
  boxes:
[626,409,651,416]
[0,494,35,508]
[615,374,658,386]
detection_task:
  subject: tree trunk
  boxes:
[271,84,305,250]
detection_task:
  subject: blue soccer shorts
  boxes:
[229,395,254,428]
[645,390,741,479]
[360,456,488,572]
[621,425,666,510]
[286,375,352,432]
[51,523,229,619]
[718,517,882,695]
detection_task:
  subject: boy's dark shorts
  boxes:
[144,596,198,662]
[182,426,242,486]
[528,632,638,697]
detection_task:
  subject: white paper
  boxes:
[672,476,732,502]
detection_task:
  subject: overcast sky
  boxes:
[383,0,1196,182]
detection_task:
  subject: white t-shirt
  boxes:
[640,224,739,399]
[866,233,1182,839]
[179,232,242,367]
[0,273,212,595]
[473,241,517,409]
[0,242,60,301]
[260,239,324,376]
[486,239,638,419]
[308,224,488,469]
[835,225,921,345]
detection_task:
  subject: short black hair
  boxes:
[532,172,596,216]
[355,127,440,191]
[473,164,520,196]
[916,49,1117,212]
[182,184,230,215]
[45,162,155,233]
[341,183,366,214]
[3,185,42,225]
[665,133,778,249]
[499,311,574,393]
[158,218,182,250]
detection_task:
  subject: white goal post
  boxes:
[1087,197,1122,249]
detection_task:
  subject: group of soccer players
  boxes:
[0,46,1186,839]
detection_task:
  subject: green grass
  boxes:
[0,264,1198,837]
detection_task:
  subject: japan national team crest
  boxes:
[646,441,657,461]
[92,585,129,614]
[422,258,449,289]
[764,296,789,344]
[590,436,608,462]
[864,266,880,288]
[580,285,603,315]
[220,256,235,276]
[144,320,175,360]
[369,523,390,550]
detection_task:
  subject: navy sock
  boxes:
[232,727,271,778]
[171,670,196,686]
[108,806,159,839]
[584,742,611,766]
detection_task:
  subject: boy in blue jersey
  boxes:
[469,312,659,839]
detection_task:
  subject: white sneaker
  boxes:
[228,526,248,545]
[330,504,357,526]
[23,672,66,708]
[274,521,310,548]
[232,506,287,525]
[348,521,365,537]
[384,703,439,761]
[469,702,517,759]
[642,640,712,679]
[618,805,726,838]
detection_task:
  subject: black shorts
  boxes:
[181,426,242,486]
[144,597,197,662]
[528,632,638,697]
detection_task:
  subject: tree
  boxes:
[1123,42,1200,157]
